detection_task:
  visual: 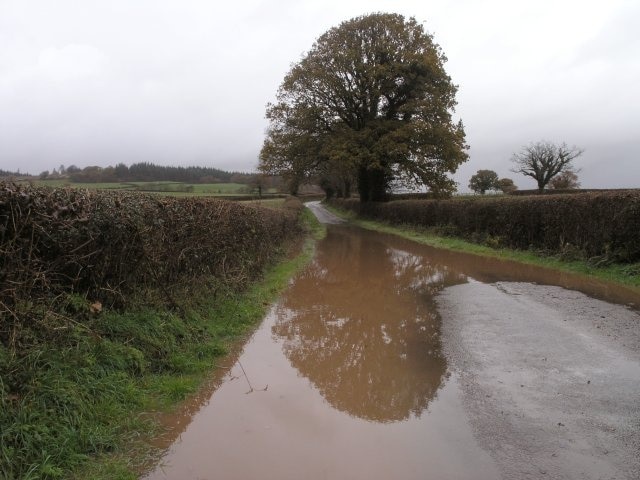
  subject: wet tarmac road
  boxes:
[143,203,640,480]
[439,281,640,479]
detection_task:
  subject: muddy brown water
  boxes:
[142,224,640,480]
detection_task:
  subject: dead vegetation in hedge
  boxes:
[328,192,640,264]
[0,182,303,354]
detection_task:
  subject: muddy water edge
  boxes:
[142,219,640,480]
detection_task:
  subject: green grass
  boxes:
[0,209,323,480]
[190,183,247,194]
[34,179,131,190]
[245,198,287,208]
[325,204,640,289]
[25,180,264,197]
[300,205,327,241]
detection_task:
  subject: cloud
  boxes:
[37,44,108,82]
[0,0,637,187]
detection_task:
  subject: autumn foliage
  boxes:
[260,13,468,201]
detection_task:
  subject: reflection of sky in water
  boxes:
[380,324,392,345]
[387,247,454,290]
[327,317,349,328]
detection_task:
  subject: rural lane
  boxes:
[310,201,640,479]
[305,200,345,224]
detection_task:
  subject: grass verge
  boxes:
[325,204,640,289]
[0,208,323,480]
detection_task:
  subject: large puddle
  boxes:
[143,224,639,480]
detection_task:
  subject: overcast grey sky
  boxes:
[0,0,638,189]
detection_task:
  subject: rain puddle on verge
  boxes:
[142,222,640,480]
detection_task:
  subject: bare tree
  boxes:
[511,141,583,192]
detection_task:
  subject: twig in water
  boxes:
[237,360,254,393]
[237,360,268,394]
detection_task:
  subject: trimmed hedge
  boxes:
[508,188,639,196]
[0,182,302,350]
[328,192,640,262]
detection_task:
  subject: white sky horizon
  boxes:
[1,0,638,190]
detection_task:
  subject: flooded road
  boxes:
[143,204,640,480]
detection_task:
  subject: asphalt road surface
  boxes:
[305,201,345,224]
[437,281,640,480]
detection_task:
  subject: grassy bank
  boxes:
[325,204,640,289]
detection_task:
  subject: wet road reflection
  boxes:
[272,226,462,422]
[143,222,639,480]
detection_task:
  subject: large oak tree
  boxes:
[259,13,468,201]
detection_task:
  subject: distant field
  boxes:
[22,179,275,197]
[246,198,287,208]
[26,179,130,190]
[190,183,248,194]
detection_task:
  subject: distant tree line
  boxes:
[0,169,22,177]
[28,162,265,185]
[66,162,241,184]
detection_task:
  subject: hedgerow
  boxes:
[0,182,303,479]
[0,182,301,348]
[328,192,640,262]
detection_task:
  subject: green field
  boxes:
[24,179,276,197]
[26,179,130,190]
[245,198,287,208]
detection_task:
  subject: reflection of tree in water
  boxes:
[272,227,467,423]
